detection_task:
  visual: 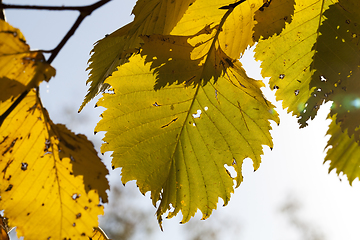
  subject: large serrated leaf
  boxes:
[298,1,360,140]
[0,89,109,239]
[96,7,279,225]
[0,20,109,239]
[80,0,195,112]
[325,115,360,184]
[254,0,337,118]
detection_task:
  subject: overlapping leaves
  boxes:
[95,1,278,225]
[255,0,360,182]
[0,20,109,239]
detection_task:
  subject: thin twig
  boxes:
[0,0,111,12]
[0,0,112,127]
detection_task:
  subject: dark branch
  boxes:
[46,0,112,64]
[0,90,29,127]
[0,0,111,12]
[0,0,112,125]
[0,0,5,20]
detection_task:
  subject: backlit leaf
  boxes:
[80,0,195,112]
[96,5,278,225]
[170,0,264,59]
[0,20,55,104]
[253,0,295,41]
[0,89,109,239]
[325,115,360,184]
[255,0,337,117]
[298,1,360,140]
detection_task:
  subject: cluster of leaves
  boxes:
[1,0,360,239]
[85,0,360,228]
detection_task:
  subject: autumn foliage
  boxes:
[0,0,359,239]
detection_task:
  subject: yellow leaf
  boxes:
[255,0,337,117]
[297,1,360,140]
[80,0,195,112]
[0,20,55,104]
[171,0,264,59]
[325,115,360,184]
[0,89,109,239]
[96,7,278,225]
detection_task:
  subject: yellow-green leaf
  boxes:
[96,11,278,225]
[0,89,109,239]
[298,1,360,140]
[325,115,360,184]
[80,0,195,112]
[254,0,337,117]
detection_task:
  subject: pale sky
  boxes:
[4,1,360,239]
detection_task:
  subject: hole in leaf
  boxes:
[192,109,202,118]
[204,106,208,111]
[152,102,161,107]
[21,162,28,171]
[320,75,327,82]
[72,193,80,200]
[294,89,300,96]
[279,74,285,79]
[161,118,178,128]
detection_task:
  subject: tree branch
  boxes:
[0,0,112,126]
[45,0,112,64]
[0,0,111,12]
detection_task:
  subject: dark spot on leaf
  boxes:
[5,184,12,191]
[273,85,279,89]
[161,117,178,128]
[70,156,75,162]
[2,138,18,156]
[27,212,30,216]
[88,199,92,203]
[84,206,88,210]
[346,19,351,24]
[259,0,271,11]
[294,89,300,96]
[94,131,97,135]
[21,162,28,171]
[72,223,76,227]
[112,165,115,170]
[42,203,45,206]
[6,175,11,181]
[76,213,81,219]
[279,74,285,79]
[0,136,8,145]
[297,80,301,83]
